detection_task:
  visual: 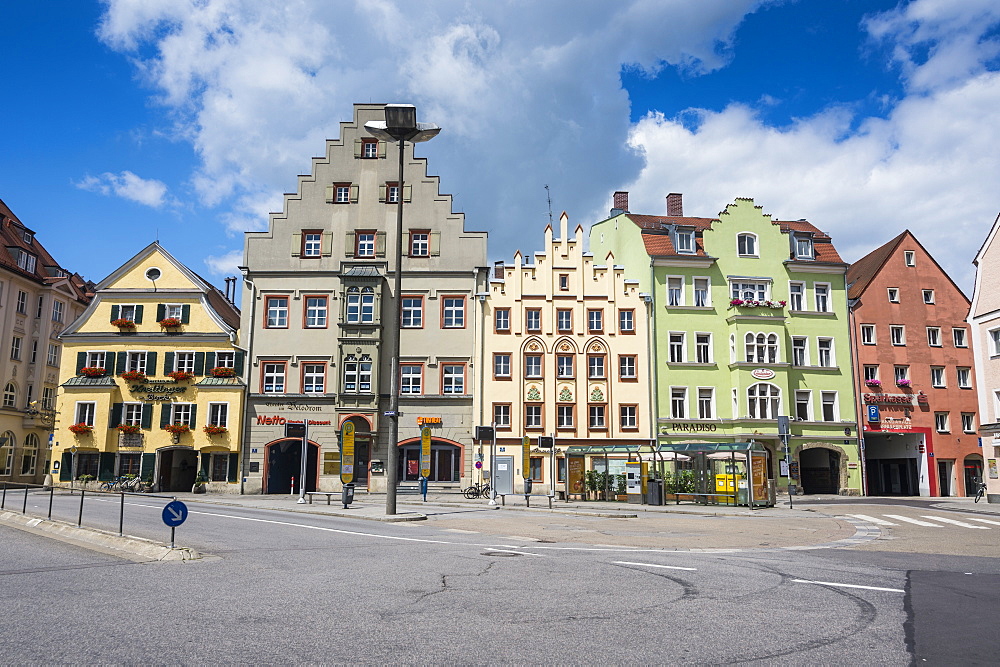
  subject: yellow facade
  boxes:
[52,243,245,493]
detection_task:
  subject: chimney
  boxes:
[666,192,683,217]
[611,191,629,215]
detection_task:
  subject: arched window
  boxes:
[748,383,780,419]
[0,431,14,475]
[346,287,360,323]
[2,383,15,408]
[360,287,375,323]
[737,233,757,257]
[20,433,38,476]
[346,287,375,324]
[744,333,778,363]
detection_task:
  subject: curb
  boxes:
[178,498,428,523]
[0,510,202,562]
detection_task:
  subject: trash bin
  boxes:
[342,483,355,508]
[646,478,663,506]
[523,478,533,496]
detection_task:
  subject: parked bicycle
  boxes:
[463,481,491,499]
[975,481,988,503]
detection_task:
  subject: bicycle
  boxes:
[463,481,491,499]
[99,477,123,492]
[975,481,988,503]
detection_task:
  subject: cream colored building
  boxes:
[479,213,654,494]
[969,212,1000,503]
[52,243,244,493]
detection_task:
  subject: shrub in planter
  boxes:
[210,367,237,378]
[111,318,136,328]
[79,367,107,378]
[120,370,147,382]
[163,423,190,435]
[203,424,228,435]
[77,474,95,483]
[167,370,194,381]
[116,423,142,435]
[68,422,93,435]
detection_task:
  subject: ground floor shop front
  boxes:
[862,425,984,497]
[55,443,239,493]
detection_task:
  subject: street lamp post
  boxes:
[365,104,440,515]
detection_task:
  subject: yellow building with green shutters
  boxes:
[51,243,245,493]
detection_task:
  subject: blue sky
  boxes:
[2,0,999,297]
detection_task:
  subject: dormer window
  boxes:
[22,231,33,245]
[14,249,36,273]
[675,229,695,254]
[737,233,757,257]
[794,236,814,259]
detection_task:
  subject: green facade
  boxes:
[591,197,862,495]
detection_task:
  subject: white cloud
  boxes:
[75,170,170,208]
[203,249,244,276]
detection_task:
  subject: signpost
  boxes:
[777,416,793,509]
[340,421,355,485]
[420,427,432,478]
[161,499,188,549]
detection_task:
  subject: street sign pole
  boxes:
[488,422,497,506]
[297,420,309,504]
[550,433,556,501]
[778,415,792,509]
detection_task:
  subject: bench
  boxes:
[304,491,340,505]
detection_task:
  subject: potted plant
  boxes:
[203,424,228,435]
[584,470,598,501]
[120,370,147,382]
[68,422,93,435]
[111,318,136,329]
[896,379,911,387]
[864,379,882,388]
[167,370,194,381]
[615,473,627,501]
[77,473,95,488]
[79,367,107,378]
[163,423,190,435]
[210,366,237,378]
[116,423,142,435]
[158,317,183,328]
[192,470,209,494]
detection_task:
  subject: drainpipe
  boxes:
[847,296,867,496]
[647,260,659,447]
[238,269,258,494]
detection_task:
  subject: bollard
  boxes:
[78,489,85,526]
[419,476,428,502]
[290,477,296,495]
[23,484,29,514]
[119,492,125,536]
[1,482,5,509]
[48,486,54,519]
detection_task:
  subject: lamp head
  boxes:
[365,104,441,143]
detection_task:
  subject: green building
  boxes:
[590,192,862,495]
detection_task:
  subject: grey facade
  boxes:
[240,104,487,493]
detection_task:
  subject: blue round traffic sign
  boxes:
[162,500,188,527]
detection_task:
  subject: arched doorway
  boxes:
[800,447,840,494]
[157,447,199,492]
[964,455,984,497]
[265,438,319,494]
[398,438,462,482]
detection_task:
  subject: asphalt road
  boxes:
[2,492,998,664]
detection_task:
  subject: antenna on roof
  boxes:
[544,185,553,226]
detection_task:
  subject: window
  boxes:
[992,329,1000,356]
[792,337,807,366]
[927,327,942,347]
[667,277,683,306]
[587,355,606,379]
[29,340,38,364]
[0,432,12,476]
[524,308,541,331]
[814,284,830,312]
[356,231,376,257]
[346,287,375,324]
[694,278,710,307]
[731,281,768,302]
[589,405,606,429]
[162,304,184,321]
[558,274,569,291]
[962,413,975,433]
[10,336,21,361]
[266,297,288,328]
[887,288,899,303]
[75,401,96,427]
[42,387,55,410]
[675,230,695,254]
[443,297,465,328]
[587,309,603,332]
[442,365,465,394]
[737,233,757,256]
[556,309,572,332]
[493,404,511,429]
[117,304,140,322]
[619,309,635,333]
[494,308,510,332]
[302,364,326,393]
[17,251,36,274]
[922,289,935,304]
[304,296,328,328]
[698,388,714,419]
[670,387,687,419]
[668,333,685,363]
[619,355,637,380]
[174,352,195,373]
[361,139,378,158]
[401,296,423,328]
[86,351,106,369]
[16,290,27,314]
[557,355,574,378]
[930,366,945,387]
[747,383,779,419]
[126,351,147,373]
[529,457,544,481]
[620,405,638,429]
[795,390,811,421]
[695,333,712,363]
[525,405,542,429]
[863,365,879,382]
[789,282,804,311]
[493,353,511,378]
[342,356,373,393]
[860,324,876,345]
[335,184,351,203]
[821,392,838,421]
[795,236,814,259]
[524,355,542,378]
[953,328,968,347]
[957,367,971,389]
[36,296,44,318]
[409,231,429,257]
[890,325,905,346]
[215,351,235,369]
[400,365,422,394]
[385,183,400,203]
[894,365,909,383]
[262,363,285,393]
[208,403,229,428]
[52,300,64,323]
[904,251,915,266]
[935,412,949,433]
[303,232,322,258]
[817,338,834,367]
[169,403,194,426]
[557,405,574,429]
[3,383,15,408]
[745,333,778,364]
[122,403,143,426]
[20,434,38,476]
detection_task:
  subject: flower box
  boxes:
[68,423,93,435]
[163,423,191,435]
[203,425,228,435]
[79,367,107,378]
[896,379,911,387]
[167,370,194,381]
[730,299,787,309]
[120,370,147,382]
[111,318,136,328]
[116,423,142,435]
[159,317,183,328]
[210,367,237,378]
[864,380,882,387]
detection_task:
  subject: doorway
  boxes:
[157,448,198,492]
[964,457,984,497]
[344,418,371,487]
[398,442,461,482]
[493,455,514,495]
[799,448,840,494]
[937,460,955,497]
[265,439,318,494]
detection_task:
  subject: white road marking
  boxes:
[613,561,697,571]
[483,549,546,557]
[792,579,904,593]
[968,517,1000,526]
[882,515,942,527]
[920,515,990,529]
[846,514,897,526]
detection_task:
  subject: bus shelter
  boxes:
[562,443,656,500]
[650,442,774,509]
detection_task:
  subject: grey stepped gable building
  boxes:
[241,103,487,494]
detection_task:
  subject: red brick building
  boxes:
[848,231,981,496]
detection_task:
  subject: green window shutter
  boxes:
[160,404,171,428]
[376,231,386,257]
[378,141,387,158]
[59,452,72,481]
[115,353,128,375]
[181,305,191,324]
[194,352,206,375]
[146,352,157,376]
[134,305,144,324]
[109,403,123,428]
[403,184,412,203]
[98,453,116,481]
[141,453,155,478]
[322,232,333,256]
[228,453,238,482]
[430,231,441,256]
[110,305,120,322]
[353,138,362,158]
[205,352,216,372]
[141,404,152,429]
[106,351,116,372]
[156,304,166,321]
[291,233,302,257]
[163,352,175,374]
[345,231,355,257]
[76,351,87,374]
[234,351,245,376]
[349,184,359,203]
[325,185,335,204]
[189,404,198,428]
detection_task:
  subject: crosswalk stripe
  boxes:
[920,515,990,529]
[883,514,942,527]
[968,517,1000,526]
[846,514,897,526]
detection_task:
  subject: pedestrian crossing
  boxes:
[846,513,1000,530]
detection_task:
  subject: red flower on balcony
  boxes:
[68,423,93,435]
[203,424,228,435]
[167,370,194,382]
[111,318,136,328]
[120,370,147,382]
[116,423,142,435]
[159,317,183,328]
[163,423,190,435]
[210,367,237,378]
[79,367,107,378]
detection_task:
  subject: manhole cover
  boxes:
[481,551,522,557]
